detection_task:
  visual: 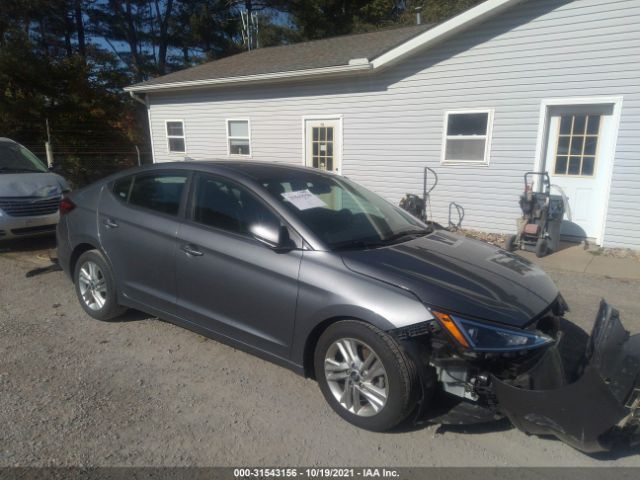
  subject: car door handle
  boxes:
[180,244,203,257]
[103,218,119,229]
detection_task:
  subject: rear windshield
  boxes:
[0,142,47,173]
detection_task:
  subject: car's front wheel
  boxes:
[74,249,126,321]
[314,320,418,431]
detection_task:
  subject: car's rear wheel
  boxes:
[74,250,126,321]
[314,320,418,431]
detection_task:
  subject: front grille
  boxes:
[11,224,57,236]
[391,320,439,340]
[0,195,60,217]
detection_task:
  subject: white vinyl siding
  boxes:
[147,0,640,248]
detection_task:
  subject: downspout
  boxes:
[129,91,156,164]
[129,90,146,106]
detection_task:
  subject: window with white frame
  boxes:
[166,121,186,153]
[227,119,251,156]
[442,110,493,164]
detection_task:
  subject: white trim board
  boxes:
[532,96,624,246]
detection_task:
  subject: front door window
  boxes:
[311,126,334,171]
[553,114,600,177]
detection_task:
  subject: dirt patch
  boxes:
[457,229,507,248]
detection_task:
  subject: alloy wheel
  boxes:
[78,261,107,311]
[324,338,389,417]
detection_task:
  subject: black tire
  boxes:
[505,235,518,252]
[74,249,126,321]
[314,320,418,432]
[535,238,548,258]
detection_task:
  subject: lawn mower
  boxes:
[505,171,565,258]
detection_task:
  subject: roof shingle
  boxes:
[129,24,433,89]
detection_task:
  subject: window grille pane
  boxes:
[568,157,581,175]
[228,120,249,137]
[447,113,488,136]
[570,136,584,155]
[572,115,586,135]
[229,138,250,155]
[557,136,570,155]
[586,115,601,135]
[168,138,185,153]
[582,157,595,176]
[445,138,486,161]
[584,136,598,156]
[166,122,184,136]
[559,116,572,135]
[555,156,568,174]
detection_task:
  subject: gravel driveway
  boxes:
[1,238,639,467]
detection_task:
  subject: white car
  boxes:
[0,138,69,240]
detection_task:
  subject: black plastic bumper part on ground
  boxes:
[493,300,640,453]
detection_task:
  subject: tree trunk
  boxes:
[154,0,174,75]
[75,0,86,58]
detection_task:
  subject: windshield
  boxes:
[259,171,430,250]
[0,142,48,173]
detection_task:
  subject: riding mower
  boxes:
[505,171,565,258]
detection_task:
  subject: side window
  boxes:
[442,110,493,165]
[166,121,186,153]
[113,176,133,201]
[128,173,188,216]
[191,175,280,236]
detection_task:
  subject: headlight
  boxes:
[432,310,554,352]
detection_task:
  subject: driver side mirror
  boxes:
[249,224,296,253]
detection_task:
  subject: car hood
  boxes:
[0,172,68,197]
[340,231,559,328]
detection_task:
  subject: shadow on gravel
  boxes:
[112,309,156,323]
[0,235,56,253]
[26,259,62,277]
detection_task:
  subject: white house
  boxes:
[125,0,640,249]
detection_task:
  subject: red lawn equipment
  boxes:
[505,171,565,258]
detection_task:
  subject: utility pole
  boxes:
[45,118,54,168]
[240,8,259,51]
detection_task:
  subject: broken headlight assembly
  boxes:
[431,310,554,352]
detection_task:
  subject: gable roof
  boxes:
[126,0,523,94]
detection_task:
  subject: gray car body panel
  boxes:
[57,162,435,370]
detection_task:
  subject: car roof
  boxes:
[149,160,336,181]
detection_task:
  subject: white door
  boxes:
[543,104,616,243]
[304,118,341,174]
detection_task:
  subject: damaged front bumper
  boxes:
[493,300,640,453]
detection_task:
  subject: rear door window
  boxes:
[113,176,133,201]
[127,173,188,216]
